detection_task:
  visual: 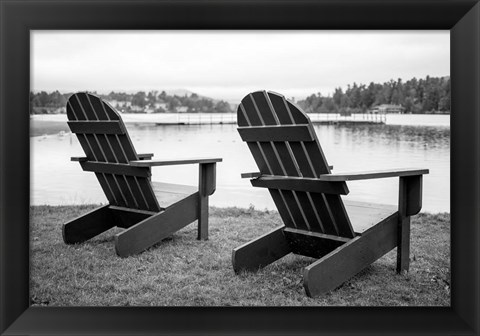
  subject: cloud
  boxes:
[31,30,449,101]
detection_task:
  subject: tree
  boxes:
[333,88,343,107]
[214,100,232,113]
[349,83,362,109]
[131,92,147,107]
[340,95,350,110]
[321,97,336,113]
[438,77,451,112]
[168,97,181,111]
[390,79,404,105]
[159,91,167,100]
[297,75,450,115]
[360,82,375,108]
[147,91,158,105]
[301,93,323,113]
[403,97,415,114]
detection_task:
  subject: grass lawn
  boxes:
[30,205,450,306]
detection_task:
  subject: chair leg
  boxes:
[63,205,115,244]
[198,162,216,240]
[197,193,208,240]
[232,226,291,273]
[397,176,414,273]
[396,216,411,273]
[114,193,198,257]
[303,214,398,297]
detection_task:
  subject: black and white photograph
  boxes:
[29,30,451,306]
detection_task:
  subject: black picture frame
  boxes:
[1,0,479,335]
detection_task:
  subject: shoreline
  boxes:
[30,202,450,216]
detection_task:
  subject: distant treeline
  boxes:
[30,90,233,114]
[297,76,450,114]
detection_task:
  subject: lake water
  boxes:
[31,114,450,213]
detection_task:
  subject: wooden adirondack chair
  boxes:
[233,90,429,297]
[63,92,222,257]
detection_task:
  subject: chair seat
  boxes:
[344,200,397,235]
[152,181,198,209]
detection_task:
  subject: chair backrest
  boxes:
[67,92,161,212]
[237,91,355,238]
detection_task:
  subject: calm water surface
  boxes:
[31,115,450,213]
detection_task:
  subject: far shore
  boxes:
[31,112,237,124]
[31,113,237,137]
[30,112,451,137]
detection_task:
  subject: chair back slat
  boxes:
[67,92,161,212]
[67,121,126,135]
[238,91,355,238]
[268,92,354,238]
[238,125,314,142]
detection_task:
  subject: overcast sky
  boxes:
[31,30,449,102]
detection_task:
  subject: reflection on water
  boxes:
[31,122,450,213]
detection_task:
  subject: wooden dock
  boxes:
[312,120,384,125]
[152,112,386,125]
[309,112,386,125]
[30,112,386,127]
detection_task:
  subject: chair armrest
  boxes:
[129,157,222,167]
[73,155,155,162]
[242,165,333,179]
[137,153,154,160]
[241,172,262,179]
[72,155,155,161]
[250,175,349,195]
[71,156,88,162]
[319,168,429,181]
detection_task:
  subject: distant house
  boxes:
[370,104,405,114]
[108,100,131,109]
[108,99,119,107]
[121,101,132,108]
[130,105,144,112]
[175,106,188,113]
[154,102,168,111]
